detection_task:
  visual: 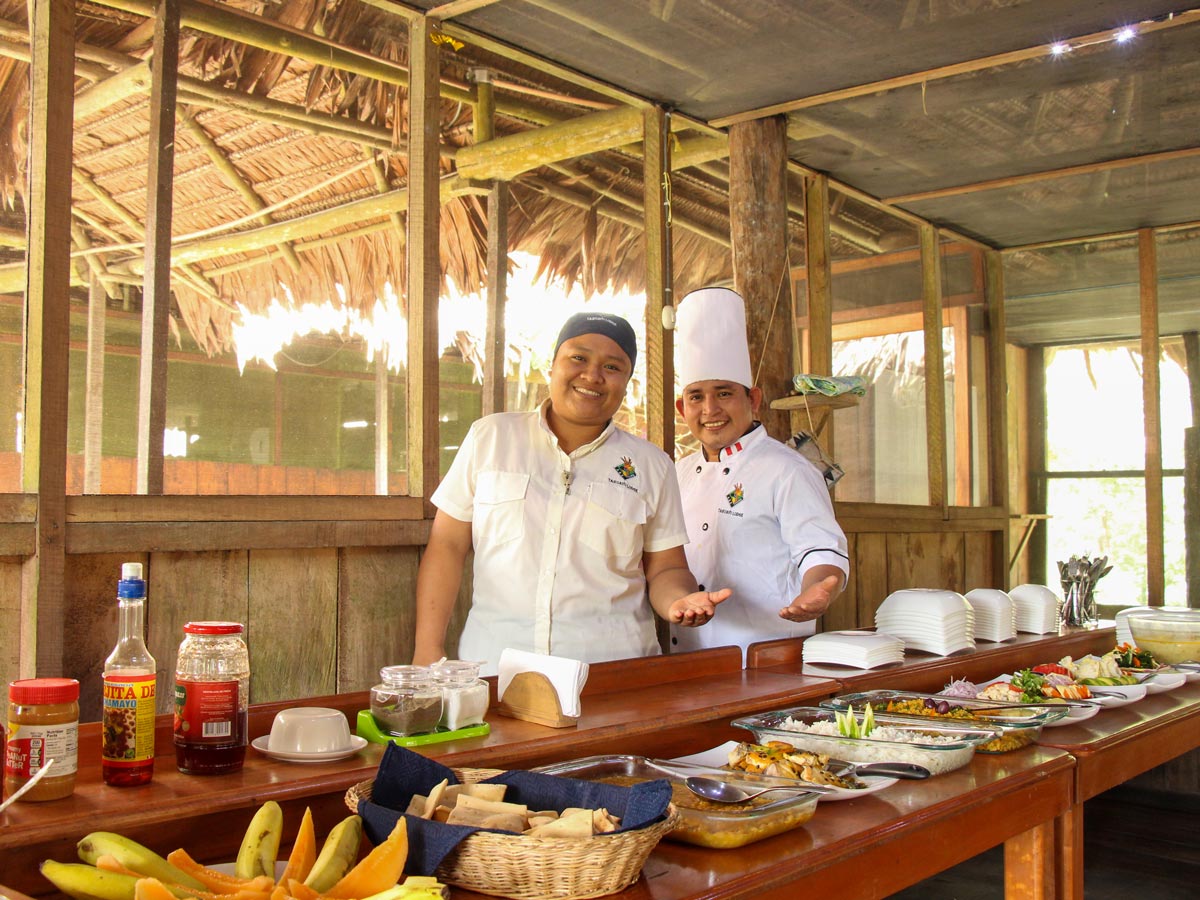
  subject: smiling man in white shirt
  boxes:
[413,310,730,675]
[670,287,849,661]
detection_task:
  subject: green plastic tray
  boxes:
[356,708,490,747]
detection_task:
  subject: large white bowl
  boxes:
[877,589,971,617]
[1009,584,1060,609]
[1127,609,1200,664]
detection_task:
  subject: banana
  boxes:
[362,879,449,900]
[41,861,140,900]
[77,833,207,893]
[234,800,284,880]
[302,814,363,893]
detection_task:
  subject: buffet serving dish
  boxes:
[533,754,819,849]
[732,707,996,775]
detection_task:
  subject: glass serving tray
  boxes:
[532,754,820,849]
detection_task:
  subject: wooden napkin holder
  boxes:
[495,671,579,728]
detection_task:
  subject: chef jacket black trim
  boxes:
[795,547,850,568]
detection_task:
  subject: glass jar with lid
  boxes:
[174,622,250,775]
[430,660,490,731]
[370,665,442,736]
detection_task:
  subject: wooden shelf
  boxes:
[769,393,861,411]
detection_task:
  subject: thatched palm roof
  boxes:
[0,0,793,356]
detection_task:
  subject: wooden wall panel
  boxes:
[64,553,147,721]
[337,546,420,693]
[148,550,250,714]
[963,530,997,591]
[248,548,337,703]
[886,532,965,592]
[0,557,23,693]
[821,533,858,632]
[854,533,889,625]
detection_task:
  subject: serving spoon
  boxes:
[685,762,930,804]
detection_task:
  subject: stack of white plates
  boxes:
[874,589,976,655]
[801,631,905,668]
[1009,584,1062,634]
[964,588,1017,642]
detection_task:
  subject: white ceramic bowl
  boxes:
[1009,584,1060,609]
[965,588,1013,610]
[267,707,353,754]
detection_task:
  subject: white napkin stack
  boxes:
[964,588,1017,642]
[874,588,976,656]
[801,631,905,668]
[1009,584,1062,634]
[497,648,589,718]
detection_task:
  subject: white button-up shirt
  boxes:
[432,402,688,675]
[670,424,849,659]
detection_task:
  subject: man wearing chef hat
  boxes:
[412,309,730,676]
[670,287,849,658]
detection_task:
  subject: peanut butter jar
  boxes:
[4,678,80,802]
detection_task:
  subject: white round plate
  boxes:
[1135,671,1188,694]
[1082,683,1148,707]
[250,734,368,762]
[671,742,898,803]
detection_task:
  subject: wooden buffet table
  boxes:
[4,631,1199,900]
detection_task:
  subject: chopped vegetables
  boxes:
[1113,642,1158,669]
[834,703,875,738]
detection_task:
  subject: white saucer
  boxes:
[1043,703,1100,727]
[250,734,368,762]
[671,741,898,802]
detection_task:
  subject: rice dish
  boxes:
[765,717,976,775]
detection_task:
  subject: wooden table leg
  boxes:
[1053,804,1084,900]
[1004,818,1054,899]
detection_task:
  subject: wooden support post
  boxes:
[919,223,948,509]
[985,250,1012,586]
[949,303,971,506]
[642,106,672,452]
[21,0,75,677]
[406,16,441,500]
[1185,332,1199,608]
[1139,228,1164,604]
[84,275,107,494]
[475,68,508,418]
[803,173,834,444]
[1028,347,1048,581]
[729,115,791,440]
[135,0,180,495]
[482,183,508,417]
[375,354,389,496]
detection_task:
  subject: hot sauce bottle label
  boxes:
[102,674,157,766]
[4,721,79,778]
[174,680,239,744]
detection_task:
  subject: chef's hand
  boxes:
[670,588,731,626]
[779,574,842,623]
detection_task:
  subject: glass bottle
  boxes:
[174,622,250,775]
[370,665,442,736]
[102,563,157,786]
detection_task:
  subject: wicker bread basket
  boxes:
[346,768,677,900]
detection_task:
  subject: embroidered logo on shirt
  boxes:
[726,483,744,507]
[614,456,637,480]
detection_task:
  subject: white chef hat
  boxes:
[675,286,753,389]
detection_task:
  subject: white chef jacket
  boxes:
[670,423,849,660]
[432,401,689,675]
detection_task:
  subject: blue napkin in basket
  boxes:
[358,744,672,876]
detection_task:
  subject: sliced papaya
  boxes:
[285,879,323,900]
[278,808,317,886]
[324,818,408,900]
[165,849,269,895]
[136,878,187,900]
[95,855,145,878]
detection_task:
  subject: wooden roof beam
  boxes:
[885,146,1200,205]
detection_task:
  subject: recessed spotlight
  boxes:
[1114,27,1136,43]
[1050,42,1071,56]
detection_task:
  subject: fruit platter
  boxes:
[40,802,448,900]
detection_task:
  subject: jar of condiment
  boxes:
[4,678,80,802]
[430,660,489,731]
[370,665,442,736]
[174,622,250,775]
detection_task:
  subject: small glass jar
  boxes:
[4,678,79,802]
[431,661,489,731]
[370,665,442,736]
[174,622,250,775]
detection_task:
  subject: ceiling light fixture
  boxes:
[1114,27,1136,43]
[1049,42,1071,56]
